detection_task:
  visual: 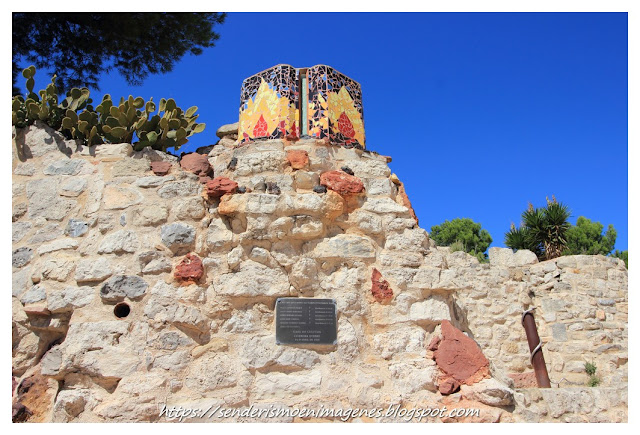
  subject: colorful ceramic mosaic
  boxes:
[238,64,365,148]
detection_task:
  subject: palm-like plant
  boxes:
[505,197,571,260]
[539,199,571,259]
[505,222,533,252]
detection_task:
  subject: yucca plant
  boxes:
[505,196,571,260]
[539,198,571,259]
[505,222,537,255]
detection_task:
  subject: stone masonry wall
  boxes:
[11,122,627,423]
[455,249,628,389]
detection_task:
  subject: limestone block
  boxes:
[12,202,28,222]
[103,185,143,210]
[95,143,133,160]
[372,326,426,359]
[175,197,206,220]
[343,159,391,178]
[12,222,32,243]
[47,286,94,313]
[14,162,36,176]
[184,354,238,393]
[112,158,149,177]
[349,210,383,235]
[446,250,480,268]
[216,122,238,138]
[363,178,395,196]
[361,197,408,214]
[43,159,89,176]
[294,170,319,190]
[206,219,234,252]
[409,297,452,325]
[40,321,143,379]
[37,238,79,255]
[489,247,537,267]
[157,180,201,199]
[27,179,76,221]
[384,228,429,252]
[312,234,376,260]
[20,284,47,304]
[65,219,89,237]
[223,310,260,333]
[97,230,139,254]
[144,282,208,336]
[59,178,88,197]
[83,179,104,216]
[12,247,33,268]
[13,267,32,297]
[240,335,319,370]
[226,246,245,270]
[15,121,70,157]
[160,222,196,254]
[337,318,359,361]
[131,204,169,226]
[290,257,318,290]
[289,215,323,240]
[460,378,515,406]
[233,150,286,176]
[134,175,175,188]
[215,260,290,298]
[389,359,438,394]
[41,258,74,281]
[251,370,322,400]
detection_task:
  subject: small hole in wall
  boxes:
[114,302,131,318]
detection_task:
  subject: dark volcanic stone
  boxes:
[266,182,281,195]
[340,166,354,175]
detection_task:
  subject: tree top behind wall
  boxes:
[12,12,226,95]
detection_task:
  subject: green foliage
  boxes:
[11,70,90,132]
[585,362,600,387]
[13,13,226,94]
[505,197,571,261]
[587,376,601,387]
[564,216,617,256]
[12,67,205,152]
[430,218,493,260]
[505,223,530,253]
[611,250,628,268]
[449,240,465,253]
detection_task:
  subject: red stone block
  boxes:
[174,253,204,283]
[150,161,172,176]
[206,176,238,198]
[433,320,490,393]
[180,153,212,178]
[320,170,364,196]
[371,268,393,302]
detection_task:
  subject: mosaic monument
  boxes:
[238,64,365,148]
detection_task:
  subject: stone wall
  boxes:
[455,248,628,389]
[11,122,628,422]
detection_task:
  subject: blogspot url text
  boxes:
[159,403,481,422]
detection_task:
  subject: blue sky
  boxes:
[22,12,629,252]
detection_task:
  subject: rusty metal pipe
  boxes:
[521,308,551,388]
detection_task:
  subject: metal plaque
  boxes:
[275,298,337,345]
